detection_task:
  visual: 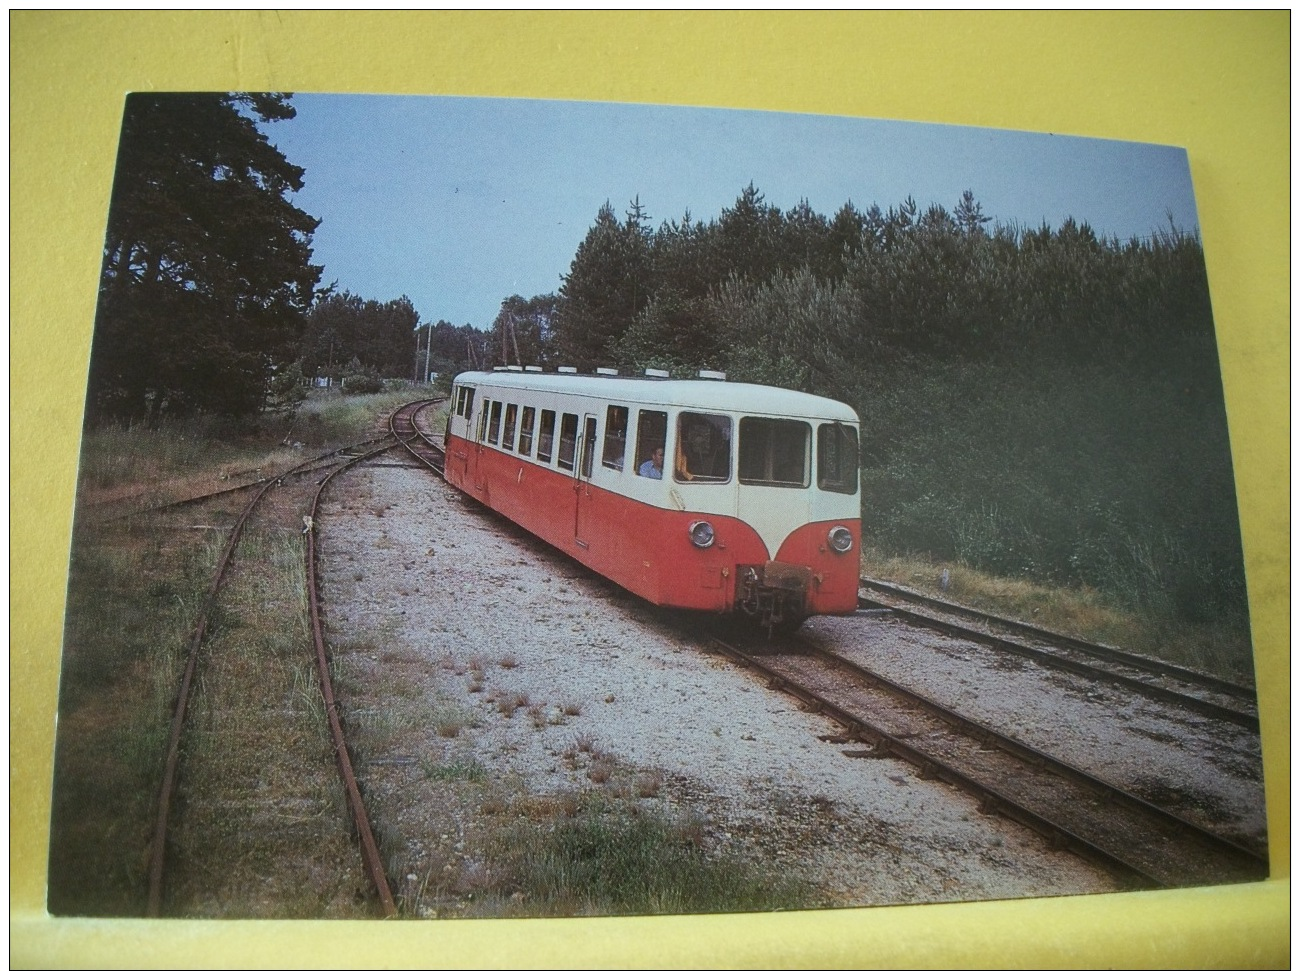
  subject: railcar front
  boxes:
[443,370,861,628]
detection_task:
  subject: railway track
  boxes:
[372,415,1264,893]
[147,401,1253,910]
[709,628,1267,889]
[81,436,395,525]
[144,397,444,917]
[857,578,1259,731]
[388,398,447,474]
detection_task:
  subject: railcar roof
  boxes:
[453,370,858,422]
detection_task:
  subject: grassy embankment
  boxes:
[855,358,1255,685]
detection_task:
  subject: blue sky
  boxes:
[268,95,1200,330]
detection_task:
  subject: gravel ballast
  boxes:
[318,465,1127,914]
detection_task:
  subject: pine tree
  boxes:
[88,93,321,419]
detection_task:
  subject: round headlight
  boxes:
[828,525,853,554]
[688,521,716,549]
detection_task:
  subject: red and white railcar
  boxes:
[443,368,862,628]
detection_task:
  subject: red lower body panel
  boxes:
[444,435,859,617]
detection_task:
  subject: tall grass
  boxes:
[280,386,435,447]
[77,384,440,499]
[860,545,1255,683]
[78,415,254,492]
[47,522,221,915]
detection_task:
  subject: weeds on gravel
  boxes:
[487,794,813,917]
[168,527,371,917]
[422,758,488,783]
[433,704,473,739]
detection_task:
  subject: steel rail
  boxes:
[389,398,447,474]
[145,452,337,915]
[803,640,1267,872]
[859,576,1255,701]
[303,435,408,917]
[706,634,1163,888]
[857,586,1258,732]
[707,631,1266,888]
[86,436,394,523]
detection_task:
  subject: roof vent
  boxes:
[596,367,618,376]
[698,370,727,381]
[524,365,543,373]
[558,366,578,374]
[644,368,670,379]
[506,365,523,372]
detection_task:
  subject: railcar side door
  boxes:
[574,413,598,549]
[472,398,492,496]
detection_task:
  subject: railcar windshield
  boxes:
[454,385,475,418]
[739,417,810,487]
[675,412,732,482]
[817,422,860,495]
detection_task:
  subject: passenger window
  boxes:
[676,412,732,483]
[537,410,556,463]
[456,386,475,418]
[580,415,598,478]
[739,417,810,487]
[635,410,667,479]
[817,423,860,495]
[476,399,490,442]
[502,403,518,451]
[602,406,629,471]
[487,400,503,446]
[557,413,578,471]
[518,406,536,457]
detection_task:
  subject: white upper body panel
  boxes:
[448,370,860,556]
[453,370,859,424]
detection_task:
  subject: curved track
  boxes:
[369,414,1263,892]
[145,398,443,917]
[174,407,1254,908]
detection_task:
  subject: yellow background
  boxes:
[11,11,1289,968]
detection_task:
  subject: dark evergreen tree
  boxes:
[300,291,420,381]
[88,93,321,419]
[715,183,784,283]
[488,294,558,368]
[551,202,652,369]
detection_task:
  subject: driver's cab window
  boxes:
[675,412,732,482]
